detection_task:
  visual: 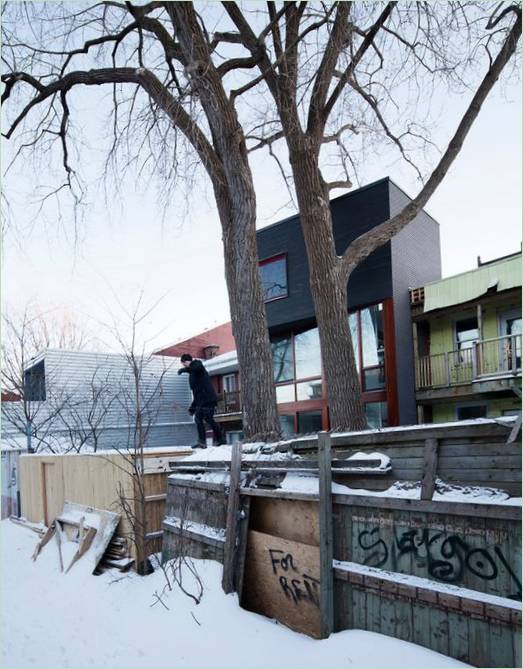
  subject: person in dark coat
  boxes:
[178,353,226,449]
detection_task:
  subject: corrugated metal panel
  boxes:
[423,255,521,312]
[5,349,196,451]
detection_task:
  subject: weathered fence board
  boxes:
[241,530,321,638]
[161,419,521,667]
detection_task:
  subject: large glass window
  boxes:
[259,255,288,302]
[296,380,322,401]
[272,302,389,425]
[361,304,385,391]
[276,384,295,404]
[272,336,294,382]
[365,401,388,428]
[297,411,323,434]
[279,415,295,437]
[295,327,321,379]
[348,312,360,372]
[361,305,385,367]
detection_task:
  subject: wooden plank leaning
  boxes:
[420,438,439,501]
[318,431,334,639]
[222,442,242,594]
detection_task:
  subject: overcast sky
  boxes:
[2,38,521,354]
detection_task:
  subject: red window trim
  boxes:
[259,252,288,303]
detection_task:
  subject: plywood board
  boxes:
[242,530,321,638]
[250,498,319,547]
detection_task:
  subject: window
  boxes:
[456,405,487,420]
[296,380,322,401]
[279,415,295,437]
[500,311,522,370]
[348,312,360,372]
[361,304,385,391]
[276,384,295,404]
[297,411,323,434]
[272,336,294,383]
[259,254,288,302]
[365,401,388,428]
[226,431,244,444]
[295,327,321,379]
[456,317,479,356]
[223,374,237,393]
[24,361,46,401]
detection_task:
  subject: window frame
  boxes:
[455,403,488,420]
[259,252,289,303]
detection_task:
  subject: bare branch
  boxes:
[340,9,522,279]
[323,2,396,123]
[2,67,222,182]
[246,129,284,153]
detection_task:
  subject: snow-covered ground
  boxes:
[0,520,470,669]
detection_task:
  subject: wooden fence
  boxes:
[19,447,191,566]
[161,419,521,667]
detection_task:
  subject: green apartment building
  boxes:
[411,251,521,423]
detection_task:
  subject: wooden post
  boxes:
[234,496,251,601]
[420,438,439,501]
[477,303,483,339]
[472,341,478,379]
[318,431,334,639]
[412,322,419,388]
[222,442,242,594]
[444,352,451,386]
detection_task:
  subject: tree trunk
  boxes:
[289,138,367,431]
[212,180,280,441]
[171,4,280,441]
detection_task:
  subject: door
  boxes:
[499,310,522,372]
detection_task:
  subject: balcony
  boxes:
[215,390,242,416]
[416,334,521,392]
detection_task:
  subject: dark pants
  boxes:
[194,406,224,445]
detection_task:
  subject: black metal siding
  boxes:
[256,178,394,332]
[389,182,442,425]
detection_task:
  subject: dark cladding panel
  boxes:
[257,179,394,330]
[257,214,311,329]
[389,182,442,426]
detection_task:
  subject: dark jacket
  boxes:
[178,360,218,410]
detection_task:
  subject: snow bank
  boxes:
[1,520,470,669]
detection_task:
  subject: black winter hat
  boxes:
[180,353,193,362]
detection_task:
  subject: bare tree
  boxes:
[97,297,183,574]
[222,1,521,429]
[1,1,280,441]
[56,366,117,452]
[4,3,519,435]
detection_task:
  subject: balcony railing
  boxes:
[416,334,521,390]
[215,390,242,415]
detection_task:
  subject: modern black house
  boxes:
[255,177,441,433]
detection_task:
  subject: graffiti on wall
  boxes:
[268,548,320,607]
[357,526,521,600]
